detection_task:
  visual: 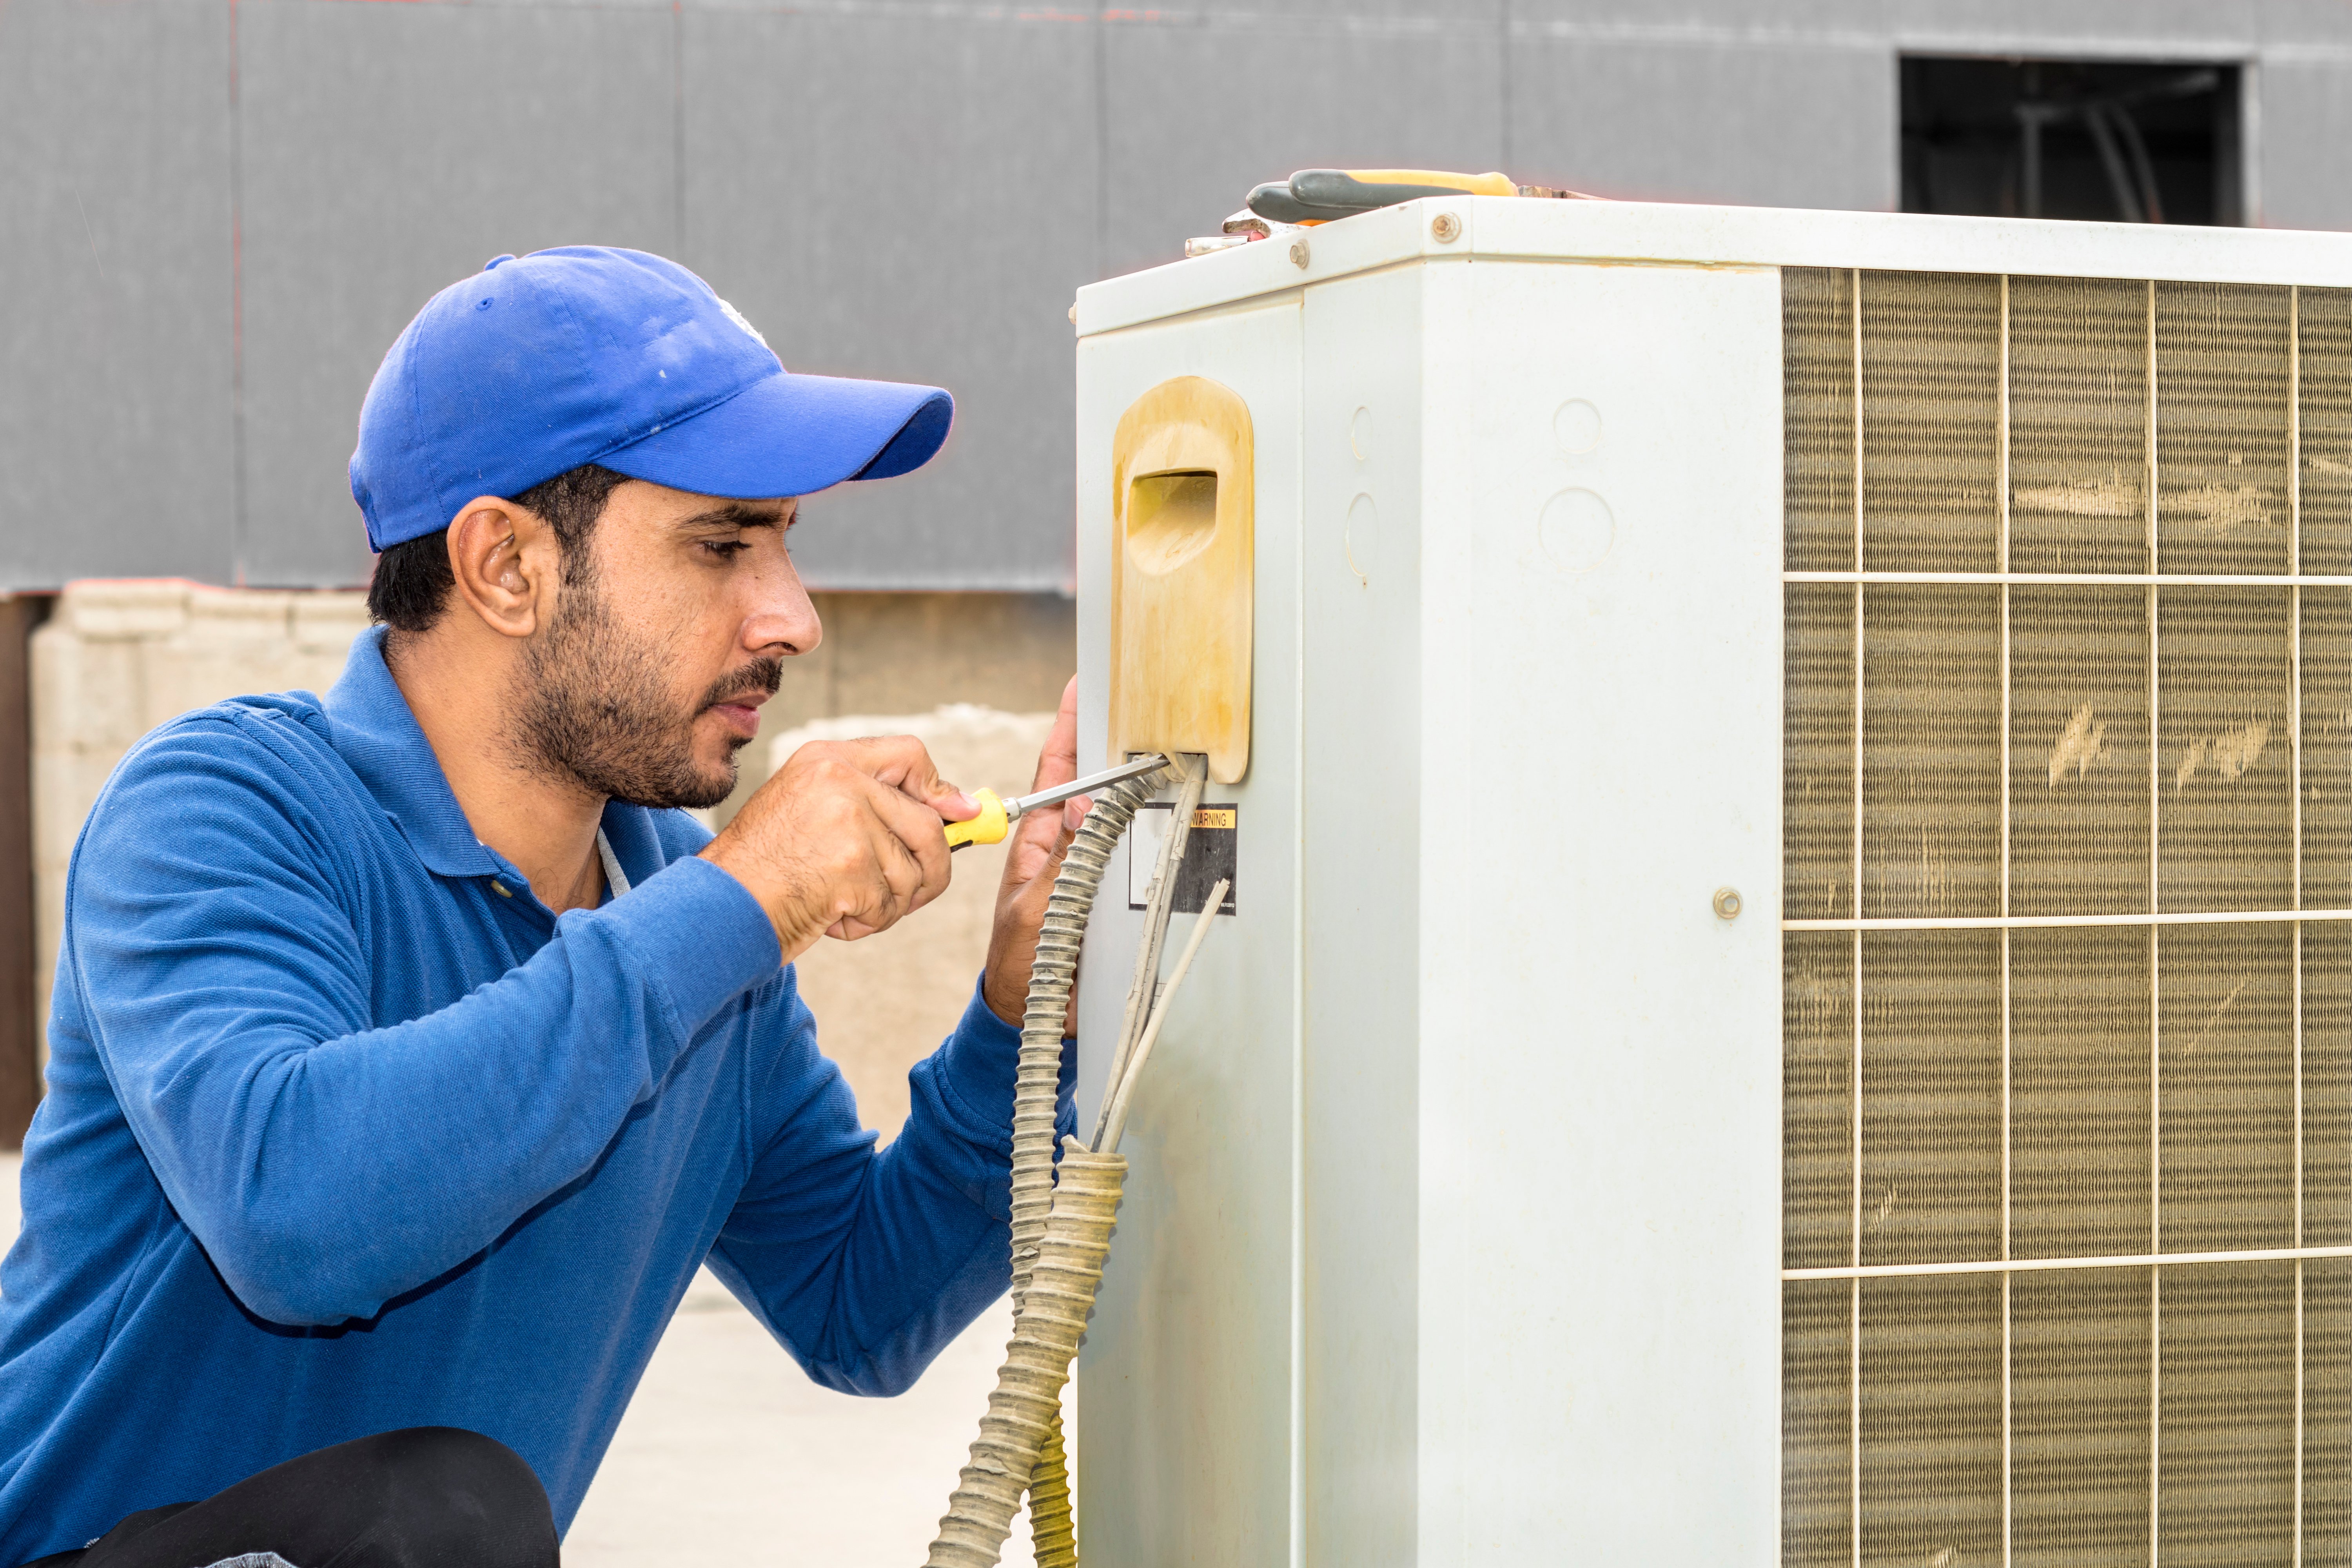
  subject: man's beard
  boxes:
[512,572,782,811]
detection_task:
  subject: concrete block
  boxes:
[292,592,372,655]
[29,582,371,1067]
[273,651,342,704]
[765,705,1056,1141]
[154,588,301,728]
[185,586,295,640]
[145,588,361,720]
[59,579,191,641]
[30,748,111,880]
[27,624,78,759]
[819,594,1076,719]
[31,622,150,757]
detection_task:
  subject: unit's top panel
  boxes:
[1074,199,2352,339]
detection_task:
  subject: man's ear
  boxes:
[445,496,559,640]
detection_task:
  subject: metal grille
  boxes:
[1781,268,2352,1568]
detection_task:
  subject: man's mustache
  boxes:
[698,657,785,712]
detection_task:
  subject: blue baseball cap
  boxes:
[349,246,954,552]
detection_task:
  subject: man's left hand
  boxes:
[982,676,1090,1031]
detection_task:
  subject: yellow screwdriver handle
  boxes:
[1340,168,1519,197]
[944,788,1011,851]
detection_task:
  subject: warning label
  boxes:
[1127,802,1239,915]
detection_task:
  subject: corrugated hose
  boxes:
[922,756,1227,1568]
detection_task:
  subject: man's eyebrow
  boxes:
[674,502,790,532]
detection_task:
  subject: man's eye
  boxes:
[702,539,750,559]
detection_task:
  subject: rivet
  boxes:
[1289,240,1310,270]
[1713,886,1742,921]
[1431,211,1461,243]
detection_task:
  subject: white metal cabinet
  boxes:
[1071,200,2352,1567]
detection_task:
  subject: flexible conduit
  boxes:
[1026,860,1226,1568]
[925,757,1228,1568]
[1027,760,1207,1568]
[923,766,1166,1568]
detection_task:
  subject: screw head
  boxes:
[1431,211,1461,243]
[1713,886,1743,921]
[1289,240,1310,269]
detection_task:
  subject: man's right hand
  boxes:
[700,735,975,963]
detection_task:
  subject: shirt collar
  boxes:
[323,626,502,879]
[324,624,678,891]
[595,795,666,893]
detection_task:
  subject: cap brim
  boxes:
[597,370,953,499]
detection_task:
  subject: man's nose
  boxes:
[744,574,822,657]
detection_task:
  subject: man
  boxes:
[0,247,1083,1565]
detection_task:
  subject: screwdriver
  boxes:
[1244,168,1590,226]
[943,754,1171,850]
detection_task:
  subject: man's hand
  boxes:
[701,735,973,963]
[982,677,1089,1030]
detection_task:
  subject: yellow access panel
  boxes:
[1107,375,1253,783]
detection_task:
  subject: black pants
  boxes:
[23,1428,558,1568]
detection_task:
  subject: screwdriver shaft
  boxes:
[1005,754,1169,821]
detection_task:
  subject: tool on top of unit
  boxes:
[1183,167,1599,256]
[942,754,1171,851]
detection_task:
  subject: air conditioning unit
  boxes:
[1065,201,2352,1565]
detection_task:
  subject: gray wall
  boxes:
[5,0,2350,592]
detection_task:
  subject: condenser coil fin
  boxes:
[1781,267,2352,1557]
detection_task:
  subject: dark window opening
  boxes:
[1901,58,2242,227]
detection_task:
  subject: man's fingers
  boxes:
[979,696,1089,1025]
[823,831,922,942]
[857,771,953,914]
[710,737,969,957]
[1029,676,1080,793]
[997,676,1083,889]
[823,734,978,820]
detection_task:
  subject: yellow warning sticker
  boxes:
[1191,808,1236,829]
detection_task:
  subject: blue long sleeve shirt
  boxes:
[0,627,1057,1564]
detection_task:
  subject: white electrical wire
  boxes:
[1096,878,1229,1155]
[1098,757,1210,1137]
[928,763,1231,1568]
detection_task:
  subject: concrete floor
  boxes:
[564,1272,1041,1567]
[0,1153,1049,1566]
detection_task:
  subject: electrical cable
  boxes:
[924,764,1163,1568]
[923,760,1228,1568]
[1100,757,1209,1136]
[1026,753,1202,1568]
[1029,874,1226,1568]
[1096,884,1226,1156]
